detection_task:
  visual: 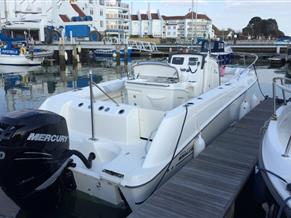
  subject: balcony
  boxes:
[106,2,129,9]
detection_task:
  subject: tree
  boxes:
[242,17,284,39]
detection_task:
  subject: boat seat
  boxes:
[125,81,191,111]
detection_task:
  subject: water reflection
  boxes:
[0,59,132,218]
[0,59,130,116]
[0,65,43,74]
[15,191,131,218]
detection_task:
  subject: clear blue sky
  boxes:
[124,0,291,35]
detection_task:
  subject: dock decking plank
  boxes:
[129,99,273,218]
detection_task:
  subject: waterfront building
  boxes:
[130,11,214,40]
[105,0,130,38]
[162,15,186,39]
[130,10,163,37]
[163,12,214,39]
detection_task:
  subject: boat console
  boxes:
[125,54,219,111]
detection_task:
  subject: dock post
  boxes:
[59,38,66,71]
[72,62,78,91]
[72,44,78,66]
[124,45,128,66]
[77,44,82,63]
[116,45,121,66]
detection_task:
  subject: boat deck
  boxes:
[129,98,273,218]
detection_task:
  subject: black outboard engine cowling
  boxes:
[0,109,73,211]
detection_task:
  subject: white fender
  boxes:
[194,134,205,158]
[251,94,259,108]
[239,100,251,119]
[64,51,68,61]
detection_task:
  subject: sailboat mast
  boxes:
[191,0,194,45]
[0,2,2,28]
[195,0,198,41]
[4,0,8,22]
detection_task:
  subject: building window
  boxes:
[89,0,93,3]
[100,9,103,16]
[100,21,104,27]
[90,8,94,15]
[99,0,104,5]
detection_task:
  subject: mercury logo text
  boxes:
[27,133,68,143]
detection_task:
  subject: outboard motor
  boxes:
[0,109,94,212]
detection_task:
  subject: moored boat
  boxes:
[0,39,53,66]
[201,39,233,65]
[94,47,132,58]
[0,52,263,212]
[259,77,291,217]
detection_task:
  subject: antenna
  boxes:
[147,1,151,14]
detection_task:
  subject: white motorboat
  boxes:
[0,53,43,66]
[0,39,53,66]
[259,77,291,217]
[0,52,263,211]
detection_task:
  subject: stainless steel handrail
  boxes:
[91,82,120,106]
[89,71,97,141]
[232,52,259,69]
[88,71,120,140]
[272,77,291,120]
[282,135,291,157]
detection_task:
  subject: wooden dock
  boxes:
[129,98,273,218]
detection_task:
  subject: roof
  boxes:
[59,14,70,22]
[184,12,211,21]
[131,15,138,21]
[151,13,159,19]
[163,12,211,21]
[162,15,185,20]
[212,24,220,34]
[140,14,148,20]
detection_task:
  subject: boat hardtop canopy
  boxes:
[132,62,178,80]
[201,40,230,53]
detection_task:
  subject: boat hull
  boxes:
[94,48,132,58]
[120,81,260,207]
[68,80,261,208]
[259,103,291,216]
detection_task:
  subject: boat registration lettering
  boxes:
[27,133,68,143]
[0,151,5,160]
